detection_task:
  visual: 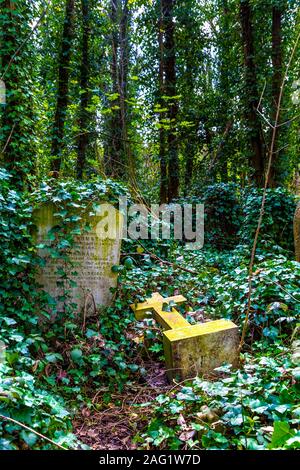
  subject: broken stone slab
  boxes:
[131,292,239,380]
[163,319,239,380]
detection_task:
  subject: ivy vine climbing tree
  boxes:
[76,0,91,179]
[0,0,35,187]
[51,0,75,175]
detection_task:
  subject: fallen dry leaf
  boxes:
[178,429,196,442]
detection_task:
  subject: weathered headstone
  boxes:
[34,202,123,313]
[131,292,239,380]
[294,201,300,262]
[0,79,6,105]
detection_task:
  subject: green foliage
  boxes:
[0,168,80,449]
[30,178,142,394]
[269,421,300,449]
[1,167,299,450]
[183,184,297,252]
[0,0,300,453]
[32,177,127,207]
[203,183,242,249]
[117,237,300,450]
[0,171,133,448]
[136,343,300,450]
[119,238,300,345]
[202,250,300,338]
[239,187,297,251]
[0,0,37,183]
[0,363,82,450]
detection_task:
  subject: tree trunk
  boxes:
[105,0,130,180]
[76,0,91,179]
[184,147,194,195]
[269,4,283,187]
[159,3,168,203]
[0,0,33,185]
[51,0,75,175]
[239,0,265,186]
[217,0,231,183]
[163,0,179,201]
[118,0,132,180]
[181,22,197,196]
[0,0,17,168]
[109,0,121,177]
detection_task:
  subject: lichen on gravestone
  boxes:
[294,201,300,262]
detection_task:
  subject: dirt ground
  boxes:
[73,362,171,450]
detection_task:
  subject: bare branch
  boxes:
[0,414,68,450]
[1,123,16,154]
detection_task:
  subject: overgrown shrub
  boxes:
[136,343,300,450]
[239,187,297,252]
[178,183,242,250]
[183,185,297,252]
[203,252,300,339]
[203,183,242,249]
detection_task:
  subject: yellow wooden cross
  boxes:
[131,292,239,380]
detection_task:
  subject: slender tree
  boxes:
[158,0,168,203]
[239,0,265,186]
[119,0,133,179]
[0,0,34,185]
[269,1,284,187]
[104,0,132,180]
[105,0,120,177]
[215,0,234,182]
[158,0,179,202]
[76,0,91,179]
[173,0,201,195]
[164,0,179,201]
[51,0,75,174]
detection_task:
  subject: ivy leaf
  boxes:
[269,421,295,449]
[45,353,63,363]
[70,348,83,362]
[149,343,162,353]
[20,431,38,447]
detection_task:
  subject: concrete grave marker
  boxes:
[34,202,123,313]
[131,292,239,380]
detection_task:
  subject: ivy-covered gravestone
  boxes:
[33,202,123,315]
[294,201,300,262]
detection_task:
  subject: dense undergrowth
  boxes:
[136,345,300,450]
[120,244,300,449]
[0,171,299,449]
